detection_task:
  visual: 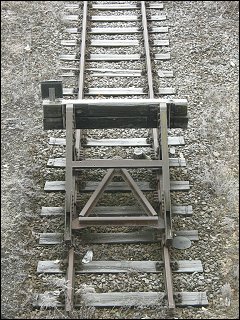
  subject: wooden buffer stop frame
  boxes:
[41,80,188,246]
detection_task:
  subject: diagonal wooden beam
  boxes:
[79,169,115,217]
[120,169,158,216]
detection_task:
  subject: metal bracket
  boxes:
[41,80,63,100]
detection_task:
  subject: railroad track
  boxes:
[34,1,208,313]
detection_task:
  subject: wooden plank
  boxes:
[60,67,79,72]
[59,54,78,61]
[91,4,164,10]
[37,261,64,273]
[148,4,164,9]
[61,72,76,77]
[91,15,139,22]
[86,87,144,95]
[157,70,173,78]
[75,117,157,128]
[33,291,208,308]
[172,205,193,217]
[175,230,198,241]
[40,207,64,217]
[150,27,169,33]
[78,260,203,273]
[48,136,185,147]
[47,158,65,168]
[60,67,78,77]
[176,292,208,307]
[63,15,79,22]
[39,233,63,245]
[37,260,203,274]
[86,72,139,77]
[45,116,157,130]
[89,27,140,34]
[63,88,75,96]
[82,229,199,244]
[72,159,164,169]
[61,39,77,46]
[81,181,190,192]
[154,52,171,60]
[49,137,66,145]
[44,180,190,193]
[81,292,208,307]
[92,206,145,216]
[75,216,163,228]
[91,4,140,9]
[90,205,192,217]
[66,28,80,34]
[43,118,64,130]
[44,98,187,109]
[168,136,185,145]
[149,15,166,21]
[82,230,156,243]
[153,40,169,46]
[44,181,65,192]
[44,181,153,193]
[170,181,190,191]
[81,181,154,192]
[158,88,176,95]
[74,102,157,117]
[169,158,186,167]
[86,138,149,147]
[65,4,79,9]
[90,40,139,47]
[47,158,185,168]
[87,54,141,61]
[43,98,188,117]
[86,68,142,77]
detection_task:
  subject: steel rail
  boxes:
[65,2,88,312]
[141,1,158,153]
[141,1,175,309]
[75,1,88,158]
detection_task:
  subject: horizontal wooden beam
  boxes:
[90,4,164,9]
[40,205,192,217]
[42,98,188,130]
[33,292,208,308]
[44,180,190,193]
[72,216,164,229]
[48,136,185,147]
[38,230,199,245]
[47,158,186,169]
[37,260,203,274]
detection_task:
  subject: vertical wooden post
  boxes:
[65,104,74,242]
[160,102,172,242]
[65,104,75,311]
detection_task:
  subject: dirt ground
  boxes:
[1,1,239,319]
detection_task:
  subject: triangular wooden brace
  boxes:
[79,168,158,217]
